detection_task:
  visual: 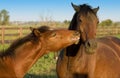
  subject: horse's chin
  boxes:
[74,40,79,44]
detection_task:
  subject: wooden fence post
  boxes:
[19,27,23,38]
[1,26,5,44]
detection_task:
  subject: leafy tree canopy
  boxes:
[0,9,10,25]
[99,19,113,26]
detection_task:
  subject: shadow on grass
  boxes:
[24,73,57,78]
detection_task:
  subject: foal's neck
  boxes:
[13,40,46,78]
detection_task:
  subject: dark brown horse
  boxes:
[57,3,120,78]
[0,26,80,78]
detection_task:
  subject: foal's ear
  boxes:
[33,29,41,37]
[30,27,41,37]
[93,7,99,14]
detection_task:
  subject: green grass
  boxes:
[24,53,58,78]
[0,44,10,51]
[114,34,120,38]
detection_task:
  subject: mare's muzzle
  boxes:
[85,39,97,54]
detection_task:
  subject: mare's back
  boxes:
[96,36,120,74]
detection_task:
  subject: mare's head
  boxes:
[69,3,99,43]
[31,26,80,52]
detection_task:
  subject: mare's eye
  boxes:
[79,18,82,22]
[51,33,56,37]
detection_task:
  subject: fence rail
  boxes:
[0,26,29,44]
[1,26,120,44]
[96,26,120,37]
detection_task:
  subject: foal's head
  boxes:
[31,26,80,52]
[70,3,99,42]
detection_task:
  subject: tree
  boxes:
[0,9,10,25]
[63,20,70,24]
[112,22,120,27]
[99,19,113,26]
[2,15,9,25]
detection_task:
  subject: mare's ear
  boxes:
[71,2,80,12]
[93,7,99,14]
[30,27,41,37]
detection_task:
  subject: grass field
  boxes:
[24,52,58,78]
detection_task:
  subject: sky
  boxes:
[0,0,120,22]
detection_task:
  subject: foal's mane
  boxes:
[0,34,34,58]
